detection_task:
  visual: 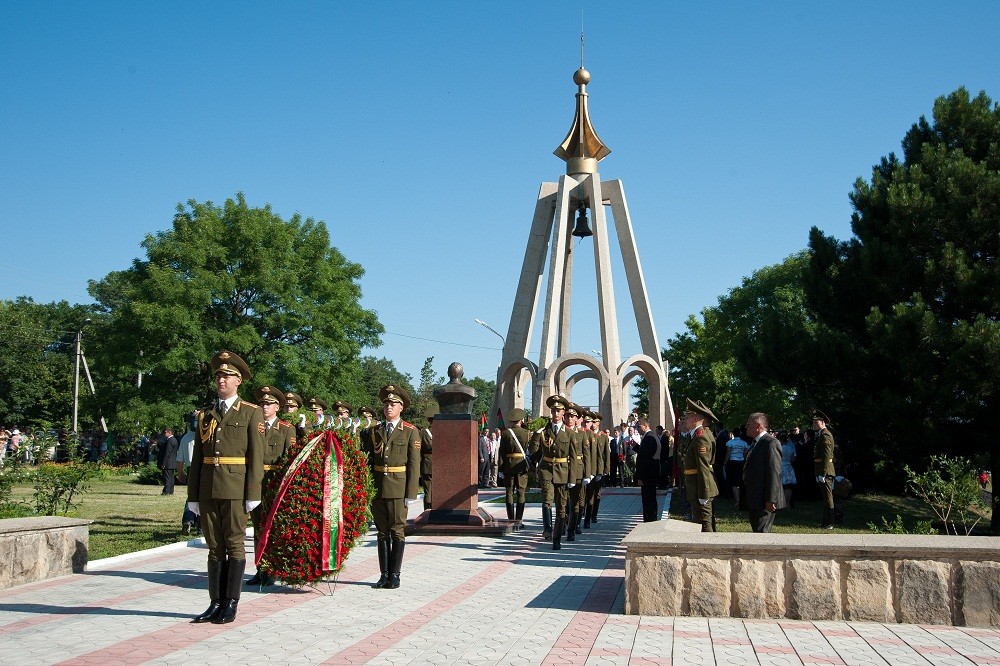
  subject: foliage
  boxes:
[0,298,97,430]
[86,193,383,434]
[465,375,497,425]
[410,356,443,428]
[867,514,936,535]
[904,455,988,535]
[13,432,103,516]
[133,463,163,486]
[802,88,1000,528]
[355,355,414,422]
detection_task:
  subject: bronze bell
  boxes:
[572,202,593,239]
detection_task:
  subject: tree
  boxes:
[0,298,96,430]
[410,356,444,427]
[87,193,383,433]
[804,88,1000,530]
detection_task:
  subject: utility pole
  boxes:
[71,318,92,433]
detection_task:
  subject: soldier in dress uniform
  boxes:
[283,392,303,416]
[357,406,377,429]
[360,384,421,589]
[419,404,434,510]
[529,395,573,548]
[680,398,720,532]
[306,397,329,432]
[247,386,296,587]
[498,407,530,520]
[331,400,353,430]
[585,410,610,527]
[187,350,264,624]
[570,406,594,536]
[812,409,837,530]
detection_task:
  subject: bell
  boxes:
[572,205,593,239]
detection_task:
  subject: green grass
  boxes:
[6,474,191,560]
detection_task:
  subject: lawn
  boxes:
[6,473,191,560]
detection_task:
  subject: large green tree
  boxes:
[804,88,1000,528]
[88,193,383,432]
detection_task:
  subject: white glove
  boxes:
[567,483,576,489]
[698,499,708,506]
[187,501,200,515]
[582,477,590,485]
[245,500,261,513]
[595,475,602,481]
[816,475,825,483]
[298,414,306,427]
[404,498,415,507]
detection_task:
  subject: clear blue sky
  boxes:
[3,2,999,408]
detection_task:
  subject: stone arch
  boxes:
[538,352,613,419]
[618,353,673,428]
[494,357,538,425]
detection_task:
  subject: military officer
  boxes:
[529,395,574,548]
[585,410,610,527]
[498,407,531,520]
[419,404,434,510]
[283,392,303,416]
[812,409,837,529]
[306,397,329,432]
[681,398,720,532]
[187,350,264,624]
[357,406,377,430]
[360,384,421,589]
[567,405,591,538]
[247,386,295,587]
[331,400,353,430]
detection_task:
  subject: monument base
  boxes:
[405,507,521,537]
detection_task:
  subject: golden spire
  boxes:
[554,67,611,175]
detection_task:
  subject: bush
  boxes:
[867,513,935,535]
[133,463,163,485]
[904,455,988,535]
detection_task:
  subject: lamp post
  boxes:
[71,318,92,434]
[474,318,505,343]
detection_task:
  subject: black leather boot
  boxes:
[575,508,583,534]
[192,559,224,623]
[515,502,525,520]
[583,504,592,529]
[506,502,515,519]
[542,506,552,539]
[214,559,245,624]
[386,538,405,589]
[591,498,600,524]
[246,569,263,586]
[373,538,391,588]
[552,517,562,550]
[567,512,576,541]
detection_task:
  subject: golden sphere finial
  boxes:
[573,67,590,86]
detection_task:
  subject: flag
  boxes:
[496,407,505,430]
[479,412,487,432]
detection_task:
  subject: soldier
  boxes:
[569,406,593,536]
[680,398,720,532]
[498,407,531,520]
[563,404,586,541]
[283,392,303,416]
[586,410,610,526]
[812,409,837,530]
[529,395,574,548]
[357,406,377,429]
[331,400,353,430]
[246,386,295,587]
[187,350,264,624]
[419,404,434,510]
[306,397,329,432]
[360,384,421,589]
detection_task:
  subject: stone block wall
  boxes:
[0,517,90,589]
[623,521,1000,628]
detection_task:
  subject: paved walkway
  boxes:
[2,488,999,665]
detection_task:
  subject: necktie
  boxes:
[386,422,394,439]
[265,421,272,433]
[219,401,228,416]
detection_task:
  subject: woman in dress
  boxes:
[779,430,797,508]
[723,428,749,507]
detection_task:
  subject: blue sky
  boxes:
[3,2,999,408]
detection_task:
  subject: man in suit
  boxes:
[742,412,785,533]
[477,429,490,488]
[812,409,837,530]
[529,395,575,549]
[247,386,296,587]
[498,407,530,520]
[635,417,661,522]
[360,384,421,589]
[681,398,720,532]
[157,427,179,495]
[187,350,264,624]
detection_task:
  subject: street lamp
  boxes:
[474,318,505,343]
[71,318,92,434]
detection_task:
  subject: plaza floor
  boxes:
[1,487,998,665]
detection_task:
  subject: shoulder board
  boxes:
[694,427,703,435]
[239,400,259,410]
[400,421,417,430]
[278,420,291,427]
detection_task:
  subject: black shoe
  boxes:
[192,559,223,623]
[213,599,238,624]
[181,523,192,536]
[386,573,400,589]
[211,559,245,623]
[192,601,222,623]
[386,538,405,589]
[246,572,262,586]
[552,518,562,550]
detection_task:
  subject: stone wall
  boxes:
[623,520,1000,628]
[0,517,90,589]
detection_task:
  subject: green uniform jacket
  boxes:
[596,432,611,476]
[579,429,596,480]
[361,420,421,500]
[188,399,265,502]
[683,427,719,502]
[263,420,294,467]
[530,425,576,485]
[420,427,432,481]
[813,428,836,477]
[498,426,531,476]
